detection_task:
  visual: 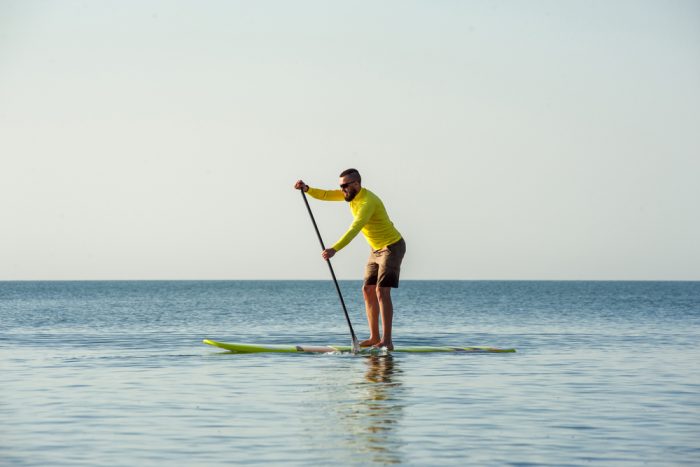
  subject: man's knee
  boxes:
[363,284,376,297]
[376,286,391,300]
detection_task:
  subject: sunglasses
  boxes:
[340,181,358,189]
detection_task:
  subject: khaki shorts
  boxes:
[363,238,406,288]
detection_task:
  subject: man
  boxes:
[294,169,406,350]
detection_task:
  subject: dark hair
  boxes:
[339,168,361,183]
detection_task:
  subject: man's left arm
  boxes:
[329,200,375,254]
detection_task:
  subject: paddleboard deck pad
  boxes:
[203,339,515,354]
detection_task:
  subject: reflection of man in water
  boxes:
[363,355,404,464]
[365,355,399,386]
[310,355,404,464]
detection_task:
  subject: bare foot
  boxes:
[360,338,380,347]
[373,341,394,351]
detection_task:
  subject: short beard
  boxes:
[344,191,357,202]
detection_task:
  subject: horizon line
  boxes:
[1,278,698,283]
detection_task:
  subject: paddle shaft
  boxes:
[300,189,359,347]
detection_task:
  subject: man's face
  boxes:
[339,176,360,202]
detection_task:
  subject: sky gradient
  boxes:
[2,0,699,280]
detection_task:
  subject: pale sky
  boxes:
[1,0,699,280]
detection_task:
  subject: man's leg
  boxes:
[361,284,380,346]
[376,287,393,350]
[372,239,405,350]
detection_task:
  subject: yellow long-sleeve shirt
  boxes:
[306,186,402,252]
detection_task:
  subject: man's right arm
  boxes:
[294,180,344,201]
[306,187,344,201]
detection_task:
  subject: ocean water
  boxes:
[1,280,699,466]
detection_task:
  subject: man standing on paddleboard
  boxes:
[294,169,406,350]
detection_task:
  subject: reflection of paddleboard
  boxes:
[203,339,516,354]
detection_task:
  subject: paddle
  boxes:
[300,188,360,353]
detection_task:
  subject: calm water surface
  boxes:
[1,281,699,466]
